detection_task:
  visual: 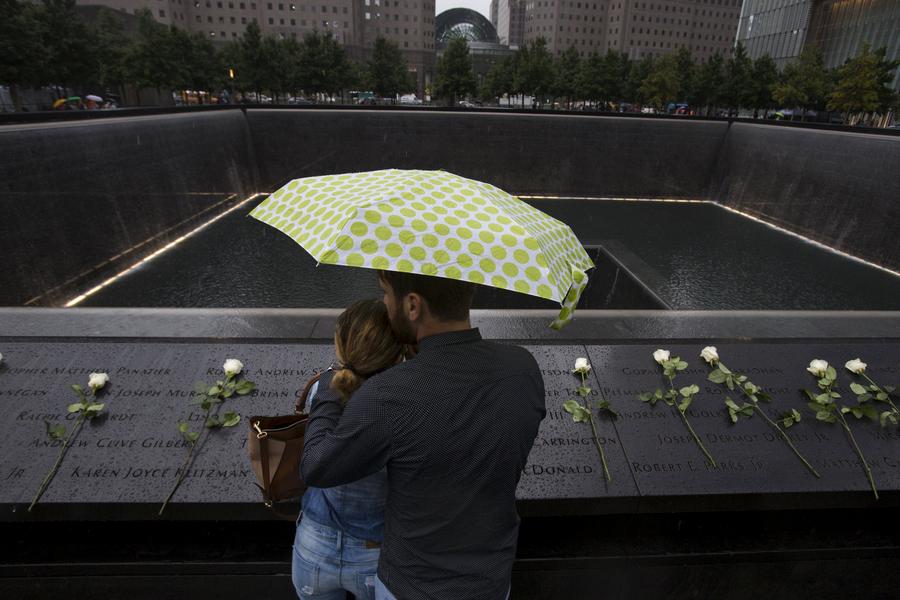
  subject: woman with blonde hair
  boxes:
[292,299,405,600]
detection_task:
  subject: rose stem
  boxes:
[159,404,213,516]
[728,370,820,478]
[29,413,86,512]
[667,375,717,467]
[836,410,878,500]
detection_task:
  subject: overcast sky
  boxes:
[436,0,491,21]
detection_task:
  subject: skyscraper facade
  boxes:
[496,0,526,47]
[736,0,900,90]
[523,0,742,60]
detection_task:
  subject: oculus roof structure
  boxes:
[436,8,500,47]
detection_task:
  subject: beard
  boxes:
[389,301,418,345]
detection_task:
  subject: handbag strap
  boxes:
[295,372,323,415]
[258,432,273,506]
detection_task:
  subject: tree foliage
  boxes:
[367,36,413,98]
[434,36,476,105]
[827,42,899,115]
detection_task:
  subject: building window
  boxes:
[159,9,166,16]
[268,17,273,23]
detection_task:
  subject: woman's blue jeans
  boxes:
[292,517,380,600]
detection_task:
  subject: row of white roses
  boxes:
[652,347,868,376]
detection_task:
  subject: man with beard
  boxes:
[301,270,546,600]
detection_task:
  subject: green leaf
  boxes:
[885,386,895,394]
[67,402,84,413]
[177,422,190,433]
[235,381,256,395]
[816,411,837,424]
[86,403,104,413]
[850,382,868,395]
[208,386,221,396]
[186,431,200,443]
[222,411,241,427]
[638,392,652,403]
[880,411,898,427]
[194,382,208,395]
[728,409,738,424]
[840,407,852,414]
[876,392,888,402]
[736,375,748,383]
[679,385,693,398]
[577,386,591,398]
[859,393,873,402]
[859,405,878,420]
[676,360,688,371]
[44,420,66,440]
[814,393,832,405]
[205,416,221,428]
[829,391,841,398]
[825,366,837,381]
[791,409,802,421]
[70,384,84,395]
[724,398,741,411]
[708,369,727,384]
[222,388,234,399]
[654,389,663,400]
[757,392,772,403]
[803,389,816,402]
[678,397,692,413]
[718,364,731,375]
[563,399,581,414]
[725,377,734,391]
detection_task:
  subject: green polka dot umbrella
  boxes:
[249,169,594,328]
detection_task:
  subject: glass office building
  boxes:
[736,0,900,91]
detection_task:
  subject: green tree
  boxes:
[516,37,554,107]
[603,50,630,104]
[235,20,267,99]
[640,53,679,110]
[772,46,831,120]
[91,8,130,100]
[721,42,753,114]
[298,30,353,100]
[577,51,605,108]
[749,54,778,117]
[0,0,46,108]
[554,46,581,109]
[434,36,476,106]
[625,55,654,104]
[38,0,98,92]
[693,53,725,116]
[367,36,413,99]
[480,55,514,105]
[674,47,695,104]
[828,42,899,119]
[124,9,174,102]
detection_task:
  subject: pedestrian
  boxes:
[302,271,546,600]
[293,299,406,600]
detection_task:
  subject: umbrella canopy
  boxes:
[66,96,81,102]
[250,169,594,328]
[52,98,67,108]
[85,94,102,102]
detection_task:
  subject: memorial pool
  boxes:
[76,197,900,311]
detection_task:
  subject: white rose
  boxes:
[88,372,109,390]
[573,357,591,374]
[844,358,867,375]
[700,346,719,365]
[653,349,670,365]
[807,359,829,377]
[223,358,244,376]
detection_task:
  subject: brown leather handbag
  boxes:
[247,372,321,512]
